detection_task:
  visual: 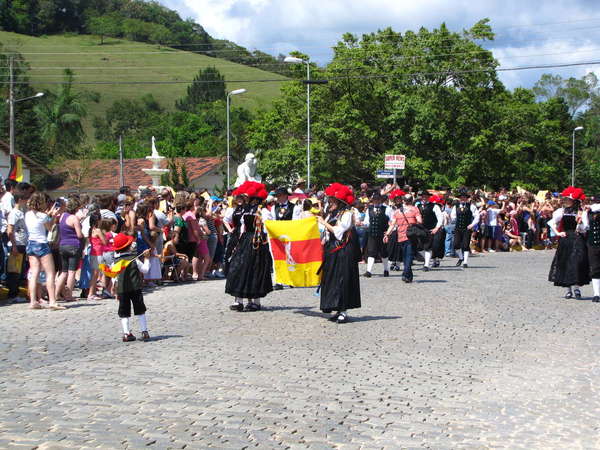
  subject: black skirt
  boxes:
[428,229,446,259]
[320,236,361,312]
[587,245,600,279]
[366,234,388,258]
[225,232,273,299]
[223,230,240,276]
[549,231,590,287]
[388,230,402,261]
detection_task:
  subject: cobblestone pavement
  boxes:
[1,251,600,449]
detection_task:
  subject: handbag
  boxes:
[48,223,60,248]
[399,207,428,248]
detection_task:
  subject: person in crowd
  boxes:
[317,183,361,324]
[444,197,457,257]
[294,179,306,194]
[55,197,84,302]
[387,189,405,271]
[421,192,444,271]
[225,181,272,312]
[223,192,246,276]
[270,187,299,290]
[162,229,190,281]
[451,189,480,268]
[87,213,108,301]
[6,188,30,303]
[582,195,600,303]
[363,192,393,278]
[25,192,65,310]
[548,186,590,299]
[195,199,212,281]
[354,202,368,262]
[181,200,202,280]
[384,193,422,283]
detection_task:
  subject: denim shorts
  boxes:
[26,241,51,258]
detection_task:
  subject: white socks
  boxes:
[424,251,432,268]
[233,297,242,305]
[457,249,464,260]
[138,314,148,332]
[593,279,600,297]
[121,318,130,334]
[366,257,375,272]
[382,257,389,272]
[463,251,470,265]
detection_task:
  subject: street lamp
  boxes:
[285,56,312,190]
[227,88,247,188]
[572,126,584,186]
[8,87,45,156]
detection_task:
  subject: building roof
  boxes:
[0,140,53,175]
[54,156,222,192]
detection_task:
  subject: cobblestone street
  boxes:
[1,251,600,449]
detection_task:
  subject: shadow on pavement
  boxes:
[150,334,184,342]
[415,280,448,283]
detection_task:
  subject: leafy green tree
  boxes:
[87,14,121,44]
[175,67,226,112]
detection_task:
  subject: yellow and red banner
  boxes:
[8,155,23,182]
[99,259,132,278]
[265,216,323,287]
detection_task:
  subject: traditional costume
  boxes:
[225,181,273,311]
[364,194,393,277]
[319,183,361,323]
[450,189,480,268]
[548,186,590,299]
[582,196,600,302]
[223,196,245,275]
[421,193,444,271]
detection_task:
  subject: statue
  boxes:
[151,136,160,158]
[234,153,262,187]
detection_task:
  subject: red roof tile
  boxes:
[54,157,222,192]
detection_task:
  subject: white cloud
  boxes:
[166,0,600,88]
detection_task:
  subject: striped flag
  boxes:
[8,155,23,182]
[99,259,132,278]
[265,216,323,287]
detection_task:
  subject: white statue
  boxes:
[235,153,262,187]
[151,136,160,158]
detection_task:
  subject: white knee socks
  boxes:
[367,257,375,272]
[138,314,148,332]
[424,251,432,268]
[382,257,389,272]
[463,251,470,264]
[457,249,464,260]
[121,317,130,334]
[593,279,600,297]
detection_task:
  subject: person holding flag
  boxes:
[317,183,361,324]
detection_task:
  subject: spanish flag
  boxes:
[265,216,323,287]
[99,259,132,278]
[8,155,23,182]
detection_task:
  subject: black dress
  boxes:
[225,204,273,299]
[548,209,590,287]
[223,205,244,276]
[320,209,362,312]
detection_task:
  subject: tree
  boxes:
[175,67,226,112]
[87,14,121,44]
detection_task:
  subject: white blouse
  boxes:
[325,210,354,242]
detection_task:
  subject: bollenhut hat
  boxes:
[113,233,135,251]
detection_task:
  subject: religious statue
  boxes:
[151,136,160,158]
[234,153,262,187]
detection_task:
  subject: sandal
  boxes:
[29,303,42,310]
[48,304,67,310]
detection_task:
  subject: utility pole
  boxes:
[119,135,125,187]
[8,56,15,155]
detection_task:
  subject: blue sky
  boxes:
[164,0,600,89]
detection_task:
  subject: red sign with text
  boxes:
[384,154,405,170]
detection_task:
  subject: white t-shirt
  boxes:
[7,208,28,246]
[486,208,501,227]
[25,211,50,243]
[1,191,15,216]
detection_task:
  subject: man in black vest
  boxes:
[364,193,393,277]
[450,189,480,268]
[272,187,296,290]
[421,191,444,271]
[583,196,600,302]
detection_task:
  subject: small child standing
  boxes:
[111,233,151,342]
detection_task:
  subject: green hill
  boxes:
[0,31,287,139]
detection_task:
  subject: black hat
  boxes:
[275,187,290,196]
[456,188,470,198]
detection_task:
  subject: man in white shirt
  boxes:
[450,189,480,268]
[363,193,393,277]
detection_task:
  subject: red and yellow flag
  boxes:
[99,259,132,278]
[265,216,323,287]
[8,155,23,182]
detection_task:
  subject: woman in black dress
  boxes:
[548,186,590,299]
[225,181,273,312]
[223,191,246,276]
[317,183,361,324]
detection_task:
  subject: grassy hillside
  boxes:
[0,32,287,140]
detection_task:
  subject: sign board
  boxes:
[384,154,406,170]
[376,170,395,179]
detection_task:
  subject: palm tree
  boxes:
[34,69,88,157]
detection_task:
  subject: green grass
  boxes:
[0,32,287,141]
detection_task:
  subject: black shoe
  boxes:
[363,271,372,278]
[229,303,244,312]
[593,296,600,303]
[140,331,150,342]
[337,313,348,324]
[422,266,430,272]
[463,264,468,268]
[432,261,440,268]
[244,302,261,312]
[122,333,136,342]
[383,270,389,277]
[328,312,340,322]
[574,289,582,300]
[80,288,89,299]
[455,259,463,267]
[404,278,412,283]
[565,291,574,299]
[273,284,283,291]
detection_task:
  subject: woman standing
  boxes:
[548,186,590,299]
[223,192,247,275]
[318,183,361,324]
[55,197,83,302]
[387,189,405,271]
[25,193,65,310]
[225,181,272,312]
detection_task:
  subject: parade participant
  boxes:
[582,195,600,303]
[363,192,393,277]
[387,189,405,271]
[111,233,151,342]
[223,191,246,276]
[450,189,480,268]
[384,194,422,283]
[421,193,444,271]
[318,183,361,323]
[548,187,590,299]
[225,181,273,312]
[270,186,299,290]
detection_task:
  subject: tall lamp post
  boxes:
[572,126,584,186]
[8,57,44,155]
[284,56,312,190]
[227,88,247,188]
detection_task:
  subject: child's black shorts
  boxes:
[118,290,146,318]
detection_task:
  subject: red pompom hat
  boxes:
[388,189,406,200]
[236,181,268,200]
[324,183,355,205]
[561,186,586,201]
